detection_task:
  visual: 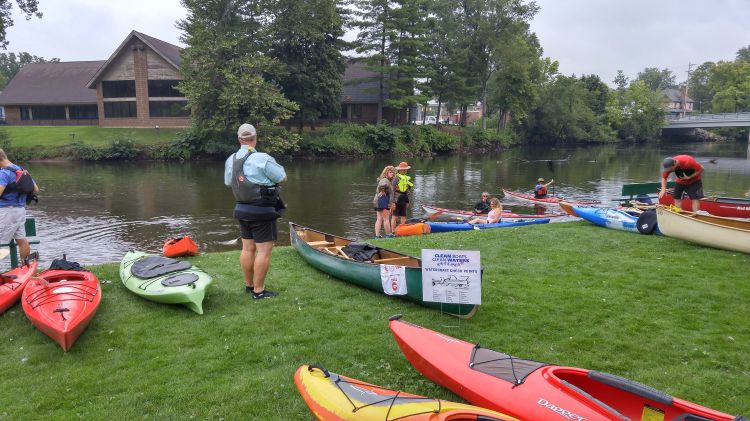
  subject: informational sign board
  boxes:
[380,264,408,295]
[421,249,481,305]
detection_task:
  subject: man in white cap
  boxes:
[224,123,287,299]
[533,177,554,199]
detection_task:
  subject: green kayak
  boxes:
[119,250,212,314]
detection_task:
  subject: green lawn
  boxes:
[1,222,748,418]
[1,125,184,148]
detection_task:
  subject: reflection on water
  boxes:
[4,140,748,270]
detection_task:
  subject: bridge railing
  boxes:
[672,112,750,122]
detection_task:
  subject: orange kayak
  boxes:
[0,258,39,313]
[394,222,431,237]
[163,236,199,258]
[22,269,101,351]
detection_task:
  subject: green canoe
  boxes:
[289,222,478,319]
[120,250,212,314]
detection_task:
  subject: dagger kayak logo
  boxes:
[537,398,588,421]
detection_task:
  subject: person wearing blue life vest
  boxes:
[224,124,287,300]
[0,148,39,261]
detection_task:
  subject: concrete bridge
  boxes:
[664,112,750,129]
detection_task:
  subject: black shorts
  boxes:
[673,180,704,200]
[238,219,277,243]
[393,201,408,217]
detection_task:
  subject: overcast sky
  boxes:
[4,0,750,86]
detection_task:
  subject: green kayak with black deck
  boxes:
[119,250,212,314]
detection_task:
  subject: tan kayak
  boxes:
[656,205,750,254]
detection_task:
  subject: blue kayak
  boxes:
[572,206,643,233]
[427,218,550,233]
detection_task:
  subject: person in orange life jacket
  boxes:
[0,148,39,261]
[373,165,396,238]
[659,155,705,212]
[224,124,287,300]
[473,192,491,214]
[391,161,414,230]
[534,177,554,199]
[468,198,503,224]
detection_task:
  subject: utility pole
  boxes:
[684,62,695,117]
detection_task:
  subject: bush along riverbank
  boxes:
[1,222,748,418]
[0,123,523,161]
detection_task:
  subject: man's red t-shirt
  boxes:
[662,154,702,185]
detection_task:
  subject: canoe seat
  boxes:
[308,241,335,247]
[373,257,413,264]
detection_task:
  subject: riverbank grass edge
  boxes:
[1,221,748,418]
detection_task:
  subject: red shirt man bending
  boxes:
[659,155,705,212]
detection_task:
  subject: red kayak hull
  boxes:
[659,194,750,218]
[22,270,101,351]
[389,318,741,421]
[0,259,38,313]
[422,204,567,219]
[163,236,199,258]
[502,188,562,204]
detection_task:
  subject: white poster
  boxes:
[422,249,481,305]
[380,264,408,295]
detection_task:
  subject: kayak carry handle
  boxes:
[307,364,330,378]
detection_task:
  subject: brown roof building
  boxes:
[0,30,189,128]
[340,60,407,125]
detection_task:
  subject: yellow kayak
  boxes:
[294,365,518,421]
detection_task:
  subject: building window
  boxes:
[31,106,66,120]
[149,101,189,118]
[148,80,183,97]
[69,105,98,120]
[104,101,137,118]
[20,107,30,120]
[102,80,136,98]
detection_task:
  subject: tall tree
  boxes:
[708,60,750,113]
[736,45,750,62]
[688,61,715,113]
[350,0,396,124]
[0,0,41,49]
[269,0,347,130]
[0,51,58,89]
[460,0,538,129]
[636,67,676,91]
[178,0,298,147]
[620,80,666,140]
[383,0,429,123]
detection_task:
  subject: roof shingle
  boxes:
[0,61,104,105]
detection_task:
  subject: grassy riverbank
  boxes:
[1,125,184,148]
[1,221,748,418]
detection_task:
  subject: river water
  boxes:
[5,140,749,270]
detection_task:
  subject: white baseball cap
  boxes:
[237,123,256,138]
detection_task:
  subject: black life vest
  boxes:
[1,165,36,205]
[230,151,285,221]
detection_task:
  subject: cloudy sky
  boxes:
[4,0,749,86]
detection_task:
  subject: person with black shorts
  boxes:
[659,155,705,213]
[224,123,287,299]
[391,161,414,230]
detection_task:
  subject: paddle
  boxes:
[547,160,555,197]
[406,209,446,224]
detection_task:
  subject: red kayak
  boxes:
[163,236,199,258]
[0,258,39,313]
[659,194,750,218]
[502,188,600,206]
[422,204,567,219]
[389,316,744,421]
[22,269,101,351]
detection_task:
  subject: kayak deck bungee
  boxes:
[22,269,101,351]
[389,316,745,421]
[426,218,549,233]
[0,256,38,313]
[289,222,478,319]
[294,365,518,421]
[422,204,566,219]
[120,250,212,314]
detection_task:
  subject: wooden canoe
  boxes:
[289,222,478,319]
[656,206,750,254]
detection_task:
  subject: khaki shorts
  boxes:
[0,206,27,244]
